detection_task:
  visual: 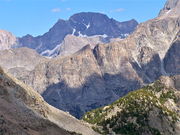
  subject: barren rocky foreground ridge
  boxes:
[0,67,98,135]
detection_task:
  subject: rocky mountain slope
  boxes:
[27,45,118,118]
[16,12,138,56]
[0,0,179,119]
[15,0,179,118]
[0,67,98,135]
[83,75,180,135]
[0,30,17,50]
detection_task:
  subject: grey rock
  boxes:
[0,47,47,81]
[41,34,106,57]
[0,30,17,50]
[159,0,180,16]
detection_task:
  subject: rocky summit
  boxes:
[159,0,180,16]
[16,12,138,56]
[0,30,17,50]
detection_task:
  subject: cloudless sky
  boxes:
[0,0,166,37]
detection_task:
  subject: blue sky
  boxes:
[0,0,166,37]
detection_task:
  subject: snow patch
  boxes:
[101,34,108,38]
[166,9,172,14]
[134,57,142,68]
[40,44,61,57]
[83,23,91,29]
[78,31,88,37]
[77,32,108,38]
[120,33,129,38]
[72,28,76,35]
[86,23,90,29]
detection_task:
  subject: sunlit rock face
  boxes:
[56,34,105,57]
[159,0,180,16]
[0,30,17,50]
[0,47,47,83]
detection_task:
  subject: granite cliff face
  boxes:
[0,67,98,135]
[83,75,180,135]
[17,12,138,56]
[0,30,17,50]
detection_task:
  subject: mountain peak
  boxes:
[0,30,17,50]
[164,0,179,9]
[69,12,109,22]
[17,12,138,55]
[159,0,180,16]
[129,19,138,23]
